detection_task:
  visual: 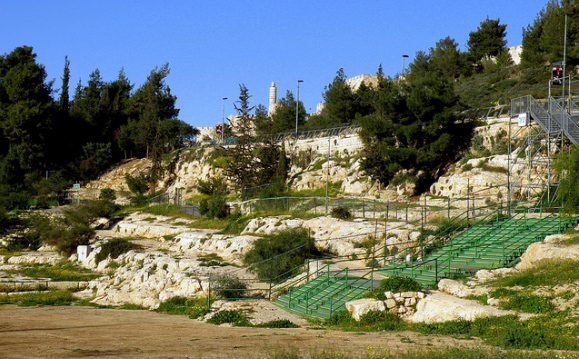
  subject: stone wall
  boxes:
[290,133,364,158]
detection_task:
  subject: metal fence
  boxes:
[148,191,200,216]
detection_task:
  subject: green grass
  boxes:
[499,293,555,314]
[324,310,406,332]
[142,204,196,219]
[3,261,101,281]
[188,217,229,230]
[487,259,579,288]
[414,315,579,350]
[0,248,21,262]
[261,347,576,359]
[0,290,77,306]
[559,234,579,246]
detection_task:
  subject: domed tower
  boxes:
[268,81,277,116]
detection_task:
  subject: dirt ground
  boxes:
[0,305,486,359]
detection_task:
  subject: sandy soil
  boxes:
[0,305,485,359]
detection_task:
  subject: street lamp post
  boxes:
[221,97,227,143]
[401,54,409,76]
[296,80,303,143]
[563,11,574,99]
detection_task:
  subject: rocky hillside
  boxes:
[82,115,518,205]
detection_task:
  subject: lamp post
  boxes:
[401,54,409,76]
[221,97,227,143]
[296,80,303,143]
[563,11,574,99]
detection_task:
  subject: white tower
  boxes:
[268,81,277,116]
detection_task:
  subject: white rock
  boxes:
[384,299,397,309]
[345,298,386,321]
[407,291,515,324]
[516,242,579,270]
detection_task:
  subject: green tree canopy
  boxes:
[269,90,307,133]
[359,61,471,193]
[521,0,579,69]
[321,68,358,125]
[0,46,55,186]
[467,17,508,63]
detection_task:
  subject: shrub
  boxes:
[324,309,405,332]
[86,199,118,219]
[364,276,422,300]
[206,309,250,326]
[197,176,227,196]
[99,188,116,202]
[208,196,228,219]
[254,319,299,328]
[211,276,248,299]
[130,194,148,207]
[24,204,98,255]
[199,198,209,215]
[243,227,319,282]
[156,296,208,318]
[95,238,142,264]
[330,205,351,220]
[125,173,149,195]
[358,310,403,331]
[0,207,10,234]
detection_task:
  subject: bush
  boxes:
[156,296,209,318]
[206,309,250,326]
[125,173,149,195]
[22,205,97,255]
[99,188,116,202]
[197,177,227,196]
[358,310,403,331]
[199,198,209,215]
[330,205,351,220]
[324,310,405,332]
[130,194,148,207]
[86,199,118,219]
[95,238,142,264]
[253,319,299,328]
[243,227,319,282]
[364,276,422,300]
[199,196,228,219]
[211,276,248,299]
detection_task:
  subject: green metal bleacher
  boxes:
[274,209,578,319]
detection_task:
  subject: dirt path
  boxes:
[0,305,485,359]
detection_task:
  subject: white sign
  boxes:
[518,113,528,127]
[73,183,81,191]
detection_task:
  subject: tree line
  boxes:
[228,1,579,196]
[0,46,196,209]
[2,0,577,212]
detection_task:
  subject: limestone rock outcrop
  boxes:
[407,291,515,324]
[516,236,579,270]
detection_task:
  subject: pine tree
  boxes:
[225,84,258,194]
[467,17,508,63]
[59,56,70,111]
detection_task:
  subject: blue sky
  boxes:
[2,0,550,128]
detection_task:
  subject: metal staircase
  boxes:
[511,95,579,144]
